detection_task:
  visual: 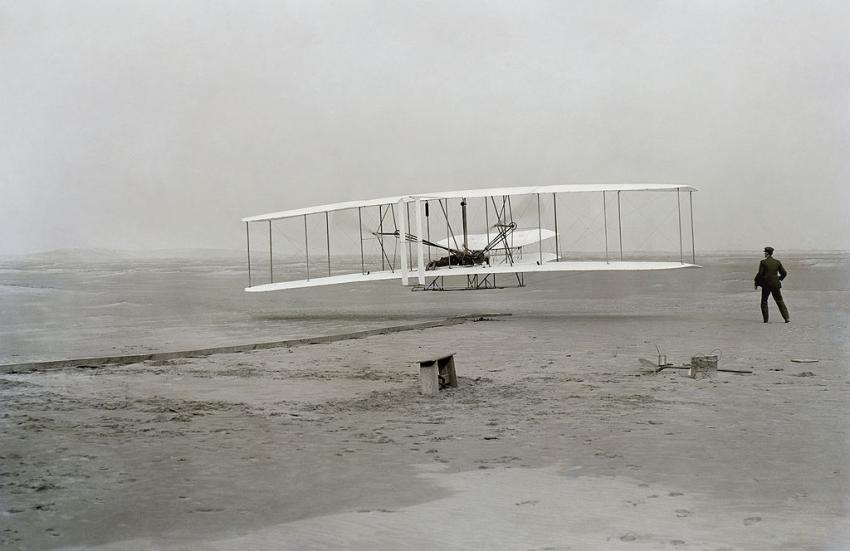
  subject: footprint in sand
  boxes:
[744,516,762,525]
[675,509,692,518]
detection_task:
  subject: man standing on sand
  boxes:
[754,246,790,323]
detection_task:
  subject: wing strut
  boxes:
[426,201,432,264]
[358,206,365,274]
[537,194,543,264]
[269,220,274,283]
[484,197,490,247]
[677,188,684,264]
[689,191,696,264]
[246,222,252,287]
[304,214,310,281]
[602,192,609,264]
[378,205,384,271]
[399,198,408,285]
[617,191,623,260]
[325,212,331,276]
[415,198,425,284]
[406,202,413,272]
[461,197,468,251]
[553,192,560,262]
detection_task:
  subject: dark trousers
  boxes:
[761,287,790,322]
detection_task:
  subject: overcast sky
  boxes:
[1,0,848,255]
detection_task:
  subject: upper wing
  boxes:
[241,183,697,223]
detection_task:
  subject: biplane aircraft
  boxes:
[242,184,699,292]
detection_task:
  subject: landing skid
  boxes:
[412,272,525,291]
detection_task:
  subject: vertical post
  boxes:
[445,199,451,269]
[399,198,408,285]
[415,198,425,284]
[268,220,273,283]
[507,196,514,249]
[304,214,310,281]
[617,191,623,261]
[358,206,365,274]
[426,201,431,263]
[677,189,684,264]
[325,211,331,277]
[406,202,412,270]
[378,205,385,271]
[602,192,609,264]
[461,198,468,251]
[484,197,490,246]
[552,192,559,262]
[504,196,514,265]
[689,191,696,264]
[246,222,252,287]
[536,193,543,264]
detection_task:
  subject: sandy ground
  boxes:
[2,285,849,550]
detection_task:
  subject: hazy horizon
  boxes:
[3,246,848,261]
[2,1,848,255]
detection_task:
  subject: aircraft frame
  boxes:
[242,184,699,292]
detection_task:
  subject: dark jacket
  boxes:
[755,257,787,289]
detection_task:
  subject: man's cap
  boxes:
[764,246,774,253]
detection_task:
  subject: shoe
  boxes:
[785,319,790,323]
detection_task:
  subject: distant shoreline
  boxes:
[2,248,848,261]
